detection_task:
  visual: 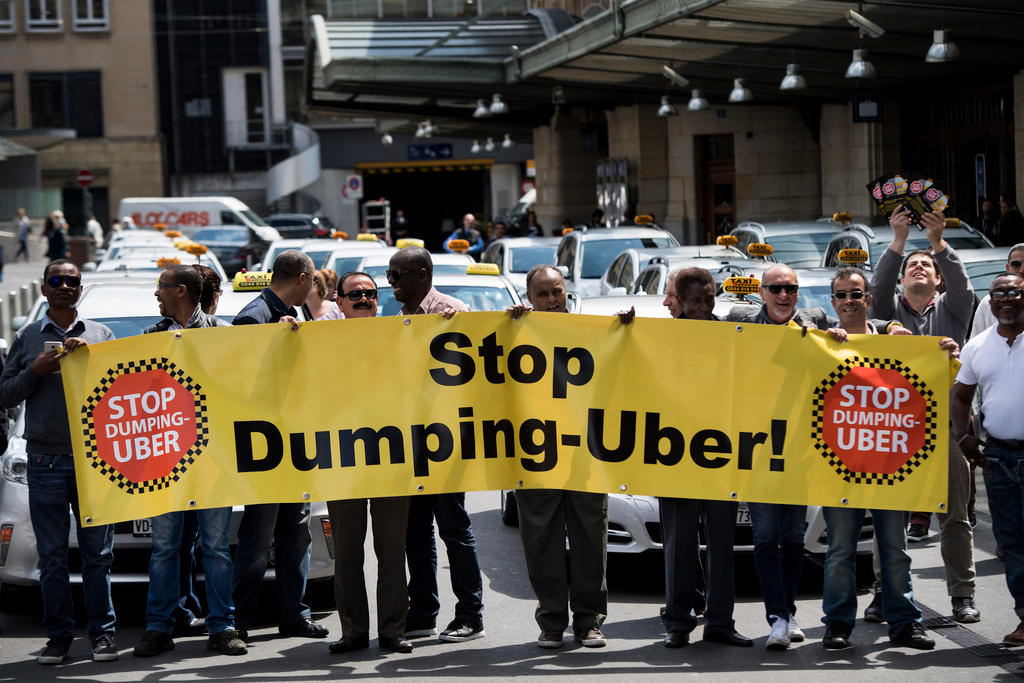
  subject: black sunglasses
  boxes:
[342,289,377,301]
[832,289,865,300]
[764,283,798,294]
[47,275,81,288]
[386,268,417,281]
[991,288,1024,300]
[1010,260,1023,269]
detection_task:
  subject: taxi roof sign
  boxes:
[838,248,869,264]
[832,212,853,224]
[722,276,760,294]
[633,214,654,225]
[467,263,499,275]
[156,257,181,269]
[716,235,739,247]
[233,271,272,292]
[332,230,349,239]
[356,233,378,241]
[747,242,774,257]
[945,217,961,228]
[396,238,425,249]
[448,239,470,252]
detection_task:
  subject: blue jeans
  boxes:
[147,508,234,635]
[27,454,115,640]
[174,511,202,624]
[822,507,919,636]
[982,444,1024,619]
[406,493,483,628]
[748,502,805,623]
[231,502,312,628]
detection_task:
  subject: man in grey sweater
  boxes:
[0,259,116,664]
[868,206,979,624]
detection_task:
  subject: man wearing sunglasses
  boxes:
[820,267,939,652]
[0,259,116,664]
[231,250,329,643]
[133,266,243,658]
[326,272,413,656]
[954,272,1024,645]
[970,244,1024,340]
[869,207,979,624]
[387,247,485,645]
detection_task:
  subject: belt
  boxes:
[987,436,1024,451]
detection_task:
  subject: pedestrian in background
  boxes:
[15,208,30,261]
[45,211,67,261]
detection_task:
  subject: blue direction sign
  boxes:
[408,144,453,161]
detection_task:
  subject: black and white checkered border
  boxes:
[79,357,208,495]
[810,356,937,486]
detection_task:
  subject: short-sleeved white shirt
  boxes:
[956,324,1024,440]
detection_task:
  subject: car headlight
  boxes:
[1,445,27,486]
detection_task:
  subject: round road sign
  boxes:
[77,169,94,187]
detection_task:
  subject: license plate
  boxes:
[133,518,152,537]
[736,509,751,526]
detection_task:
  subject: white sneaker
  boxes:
[766,615,790,650]
[786,616,805,642]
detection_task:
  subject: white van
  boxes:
[117,196,281,242]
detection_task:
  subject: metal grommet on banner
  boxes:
[729,492,738,499]
[938,502,946,510]
[85,517,92,525]
[302,492,310,500]
[619,484,627,492]
[403,318,411,326]
[840,498,849,506]
[188,499,197,508]
[174,331,183,338]
[416,484,425,492]
[735,325,743,332]
[517,480,524,488]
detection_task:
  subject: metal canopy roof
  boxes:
[307,0,1024,138]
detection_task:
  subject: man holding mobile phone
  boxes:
[0,259,117,665]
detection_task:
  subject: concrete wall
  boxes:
[490,163,522,217]
[1016,71,1024,205]
[607,105,668,226]
[532,114,601,229]
[662,104,820,243]
[819,102,901,222]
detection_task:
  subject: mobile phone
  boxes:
[43,341,64,354]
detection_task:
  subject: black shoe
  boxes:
[328,636,369,654]
[236,626,248,642]
[952,597,981,623]
[379,636,413,653]
[37,637,72,665]
[863,593,885,623]
[207,629,247,656]
[822,623,852,650]
[906,524,929,542]
[703,629,753,647]
[133,630,175,657]
[439,620,485,642]
[403,620,437,639]
[664,630,689,648]
[279,618,329,639]
[890,622,935,650]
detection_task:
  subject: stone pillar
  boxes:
[1015,71,1024,205]
[607,105,669,228]
[532,113,601,230]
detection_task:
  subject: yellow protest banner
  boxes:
[61,312,951,526]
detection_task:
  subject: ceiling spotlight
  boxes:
[484,137,495,152]
[381,133,393,145]
[661,65,689,89]
[779,63,807,90]
[925,29,959,63]
[473,99,490,118]
[470,139,481,154]
[728,78,753,103]
[656,95,678,117]
[489,94,508,115]
[845,48,876,78]
[501,134,514,149]
[687,89,709,111]
[845,9,884,38]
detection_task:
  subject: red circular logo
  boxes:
[925,188,939,201]
[882,182,895,195]
[872,186,883,199]
[910,181,923,193]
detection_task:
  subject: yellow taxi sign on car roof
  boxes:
[722,276,760,294]
[716,234,739,247]
[154,223,167,232]
[173,239,191,249]
[356,233,378,241]
[561,227,574,236]
[185,243,208,256]
[448,238,470,252]
[832,212,853,224]
[838,248,869,264]
[233,271,272,291]
[467,263,499,275]
[945,217,961,228]
[633,214,654,225]
[747,242,774,257]
[332,230,349,239]
[396,238,424,249]
[165,229,183,239]
[156,257,181,269]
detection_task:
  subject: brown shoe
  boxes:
[1004,621,1024,647]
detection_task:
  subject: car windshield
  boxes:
[763,233,837,268]
[330,255,368,275]
[581,238,676,278]
[965,260,1009,293]
[509,246,557,273]
[377,284,515,316]
[91,316,164,339]
[870,235,991,261]
[193,228,247,242]
[796,284,835,312]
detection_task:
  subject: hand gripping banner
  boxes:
[61,312,952,526]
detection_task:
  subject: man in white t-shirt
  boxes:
[970,245,1024,340]
[953,271,1024,646]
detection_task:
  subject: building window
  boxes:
[0,75,13,128]
[29,72,104,137]
[73,0,108,31]
[223,68,269,147]
[0,1,14,33]
[25,0,62,31]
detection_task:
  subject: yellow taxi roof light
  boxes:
[332,230,349,239]
[467,263,499,275]
[716,235,738,247]
[156,257,181,268]
[561,227,574,236]
[233,271,273,291]
[838,248,869,264]
[945,217,961,228]
[747,242,774,257]
[396,238,425,249]
[633,214,654,225]
[722,276,760,295]
[448,238,470,252]
[356,233,378,241]
[832,212,853,224]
